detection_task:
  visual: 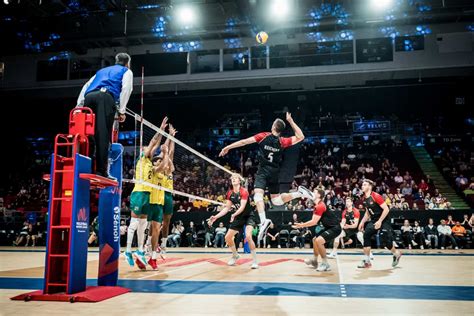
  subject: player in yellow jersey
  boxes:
[125,117,168,268]
[146,143,170,270]
[160,124,177,255]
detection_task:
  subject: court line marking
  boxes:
[335,254,347,298]
[135,255,231,280]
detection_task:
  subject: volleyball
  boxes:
[256,31,268,44]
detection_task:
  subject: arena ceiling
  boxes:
[1,0,474,56]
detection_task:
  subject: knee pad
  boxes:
[271,195,284,206]
[254,192,264,203]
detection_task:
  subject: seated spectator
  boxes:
[412,203,419,210]
[455,174,468,189]
[365,163,374,174]
[403,171,412,182]
[168,221,184,247]
[413,221,425,249]
[460,214,472,233]
[401,184,412,196]
[437,219,458,250]
[13,221,29,246]
[425,218,438,249]
[186,221,197,247]
[446,215,455,227]
[418,179,429,192]
[401,198,409,210]
[394,172,403,184]
[204,220,215,248]
[25,222,39,247]
[214,222,227,248]
[120,220,127,247]
[266,222,280,248]
[177,205,186,212]
[401,220,416,249]
[414,189,425,201]
[451,221,467,248]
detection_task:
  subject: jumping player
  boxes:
[124,117,168,267]
[159,125,177,256]
[293,189,341,272]
[219,112,313,244]
[208,173,259,269]
[146,144,170,270]
[327,197,360,259]
[357,179,402,268]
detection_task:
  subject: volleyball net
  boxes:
[123,108,240,207]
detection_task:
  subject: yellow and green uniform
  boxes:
[162,173,174,215]
[147,171,165,223]
[130,153,153,216]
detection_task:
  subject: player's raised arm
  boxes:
[285,112,305,146]
[219,136,257,157]
[145,117,168,158]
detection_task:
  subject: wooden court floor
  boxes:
[1,246,473,315]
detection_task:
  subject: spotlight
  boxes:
[175,5,196,25]
[270,0,290,20]
[371,0,393,10]
[4,0,9,4]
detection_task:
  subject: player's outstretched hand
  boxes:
[119,114,126,123]
[160,116,169,130]
[207,216,216,225]
[230,214,236,223]
[219,146,230,157]
[169,124,177,137]
[291,224,301,229]
[286,112,294,123]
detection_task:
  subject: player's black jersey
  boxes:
[254,132,292,168]
[226,187,252,217]
[362,192,386,222]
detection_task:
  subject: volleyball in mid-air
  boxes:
[256,31,269,44]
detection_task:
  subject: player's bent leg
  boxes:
[304,237,319,269]
[315,236,331,272]
[225,229,240,266]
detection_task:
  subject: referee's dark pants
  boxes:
[84,90,116,176]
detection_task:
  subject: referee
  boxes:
[76,53,133,179]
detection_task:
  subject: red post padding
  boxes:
[10,286,130,303]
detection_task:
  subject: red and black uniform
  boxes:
[226,187,258,231]
[362,192,394,248]
[313,201,342,243]
[341,207,360,241]
[253,132,293,194]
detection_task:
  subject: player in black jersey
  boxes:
[293,189,341,272]
[219,113,314,245]
[328,197,360,259]
[357,179,402,269]
[208,173,259,269]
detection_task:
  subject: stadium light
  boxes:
[371,0,393,10]
[270,0,290,20]
[175,5,196,25]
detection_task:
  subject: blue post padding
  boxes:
[98,143,123,286]
[68,153,92,294]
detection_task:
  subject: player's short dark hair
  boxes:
[363,179,376,187]
[273,118,286,133]
[115,53,131,66]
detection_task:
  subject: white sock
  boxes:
[137,218,147,252]
[290,192,302,199]
[322,257,328,264]
[230,245,238,256]
[126,218,139,252]
[365,255,371,262]
[161,237,168,248]
[258,212,267,223]
[146,236,151,247]
[251,250,257,263]
[152,251,157,260]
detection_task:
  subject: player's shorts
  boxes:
[363,220,394,248]
[146,203,163,223]
[318,226,342,243]
[163,191,173,216]
[343,228,358,242]
[254,165,279,194]
[130,191,150,216]
[229,211,258,232]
